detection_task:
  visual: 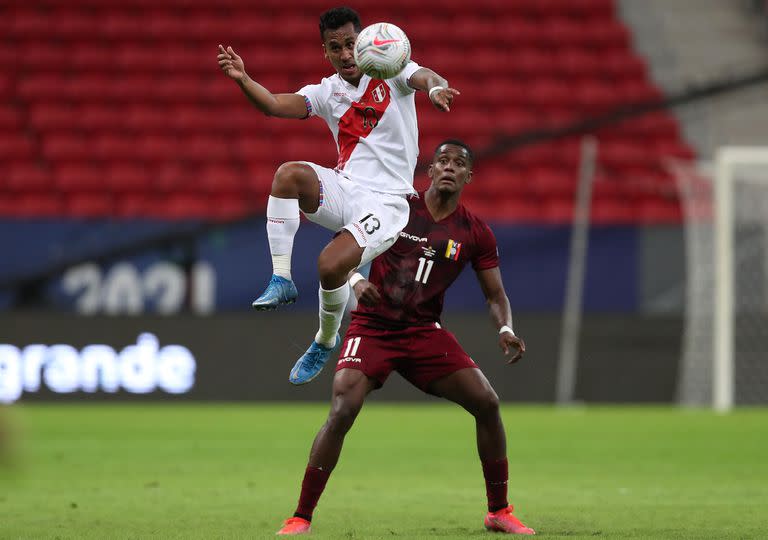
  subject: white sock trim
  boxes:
[319,283,350,307]
[266,196,299,219]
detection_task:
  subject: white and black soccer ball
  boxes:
[353,22,411,80]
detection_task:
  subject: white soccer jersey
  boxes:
[297,61,421,196]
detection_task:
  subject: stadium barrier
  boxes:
[0,312,680,404]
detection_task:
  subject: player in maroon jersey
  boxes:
[276,140,535,536]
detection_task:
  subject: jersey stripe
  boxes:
[336,79,392,170]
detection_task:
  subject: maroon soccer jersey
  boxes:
[352,193,499,329]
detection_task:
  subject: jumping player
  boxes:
[277,140,535,535]
[217,7,459,383]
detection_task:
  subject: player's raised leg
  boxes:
[289,232,363,384]
[429,368,535,535]
[253,162,322,310]
[277,369,377,535]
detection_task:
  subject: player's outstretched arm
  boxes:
[476,267,526,364]
[217,45,308,119]
[407,68,460,112]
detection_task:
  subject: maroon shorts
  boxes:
[335,321,478,392]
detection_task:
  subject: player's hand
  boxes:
[218,45,247,82]
[499,332,525,364]
[353,280,381,306]
[429,87,460,112]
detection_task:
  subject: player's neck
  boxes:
[340,73,364,86]
[425,188,459,221]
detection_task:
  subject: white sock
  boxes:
[315,283,350,348]
[266,196,300,280]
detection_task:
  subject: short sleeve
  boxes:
[472,221,500,271]
[389,61,421,96]
[296,79,328,119]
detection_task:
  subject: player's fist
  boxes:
[352,280,381,307]
[499,331,525,364]
[429,86,460,112]
[218,45,247,82]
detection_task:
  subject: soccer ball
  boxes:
[354,22,411,80]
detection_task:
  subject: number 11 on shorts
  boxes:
[343,336,362,357]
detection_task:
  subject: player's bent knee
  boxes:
[327,401,361,434]
[473,390,501,420]
[272,162,313,197]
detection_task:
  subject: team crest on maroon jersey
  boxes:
[445,239,462,261]
[372,83,387,103]
[422,245,436,258]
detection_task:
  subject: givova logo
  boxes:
[0,333,196,404]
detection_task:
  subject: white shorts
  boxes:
[300,162,411,267]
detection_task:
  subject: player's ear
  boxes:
[427,164,434,179]
[466,170,473,184]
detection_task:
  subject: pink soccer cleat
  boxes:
[276,516,311,535]
[484,505,536,535]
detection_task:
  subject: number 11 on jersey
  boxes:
[415,257,434,284]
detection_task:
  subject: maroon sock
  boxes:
[294,466,331,521]
[481,457,509,512]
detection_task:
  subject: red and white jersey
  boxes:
[297,61,421,195]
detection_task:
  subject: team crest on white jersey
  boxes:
[372,83,387,103]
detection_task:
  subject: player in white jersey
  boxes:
[218,7,459,384]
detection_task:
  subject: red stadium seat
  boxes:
[65,193,114,218]
[160,194,211,219]
[115,194,155,218]
[0,107,23,131]
[54,164,104,192]
[93,135,138,162]
[529,166,577,198]
[6,164,53,192]
[209,195,251,221]
[198,165,244,194]
[0,135,35,160]
[541,197,576,224]
[636,195,682,223]
[106,164,154,193]
[591,196,637,224]
[8,194,65,217]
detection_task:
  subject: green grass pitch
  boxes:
[1,404,766,539]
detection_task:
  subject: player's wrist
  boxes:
[428,85,445,101]
[499,325,515,336]
[349,272,366,288]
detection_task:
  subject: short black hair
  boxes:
[433,139,474,165]
[319,7,362,41]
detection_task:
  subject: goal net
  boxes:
[674,147,768,410]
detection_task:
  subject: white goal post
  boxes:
[714,147,768,411]
[676,147,768,411]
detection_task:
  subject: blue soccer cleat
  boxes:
[289,334,341,385]
[251,275,298,311]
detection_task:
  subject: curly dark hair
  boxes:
[319,6,362,41]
